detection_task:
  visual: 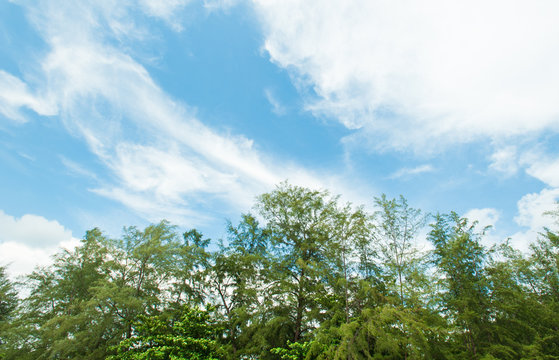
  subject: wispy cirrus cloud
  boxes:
[60,156,99,180]
[139,0,192,30]
[264,88,286,116]
[3,0,369,226]
[389,164,434,179]
[0,70,57,123]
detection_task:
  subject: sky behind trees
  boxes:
[1,0,559,277]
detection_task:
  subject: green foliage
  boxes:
[0,266,18,323]
[429,213,493,358]
[13,228,116,360]
[108,305,225,360]
[311,305,448,360]
[374,195,428,308]
[210,214,271,358]
[271,341,319,360]
[0,266,18,359]
[256,182,340,342]
[2,184,559,360]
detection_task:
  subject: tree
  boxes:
[108,305,225,360]
[12,228,114,360]
[329,204,374,324]
[169,229,211,306]
[105,220,183,341]
[520,228,559,358]
[210,214,270,358]
[8,222,188,360]
[374,195,427,308]
[270,341,316,360]
[483,243,550,359]
[428,213,492,358]
[0,266,17,324]
[0,265,18,359]
[256,182,338,343]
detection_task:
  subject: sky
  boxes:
[1,0,559,278]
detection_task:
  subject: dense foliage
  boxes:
[1,182,559,359]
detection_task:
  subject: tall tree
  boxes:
[256,182,337,343]
[13,228,113,360]
[169,229,211,306]
[329,203,374,323]
[210,214,270,358]
[522,227,559,358]
[9,222,187,360]
[0,265,18,358]
[428,212,492,358]
[483,242,553,359]
[104,221,180,340]
[375,195,426,307]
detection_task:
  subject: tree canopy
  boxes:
[1,182,558,360]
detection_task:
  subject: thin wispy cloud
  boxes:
[4,0,368,226]
[138,0,192,30]
[0,70,57,123]
[60,156,99,180]
[389,164,434,179]
[264,88,286,116]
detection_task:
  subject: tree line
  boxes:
[0,182,558,359]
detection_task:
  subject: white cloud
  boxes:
[389,164,434,179]
[514,188,559,230]
[0,210,75,248]
[524,154,559,188]
[60,156,99,180]
[204,0,241,11]
[0,70,57,122]
[0,242,55,279]
[139,0,192,31]
[463,207,502,247]
[0,211,80,278]
[264,88,286,116]
[0,237,80,280]
[491,145,559,188]
[253,0,559,152]
[510,188,559,251]
[489,146,519,177]
[139,0,191,18]
[500,145,559,251]
[464,208,500,229]
[4,0,368,226]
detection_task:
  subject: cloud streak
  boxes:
[389,164,434,179]
[3,0,368,226]
[264,88,286,116]
[0,70,57,123]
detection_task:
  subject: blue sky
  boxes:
[1,0,559,277]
